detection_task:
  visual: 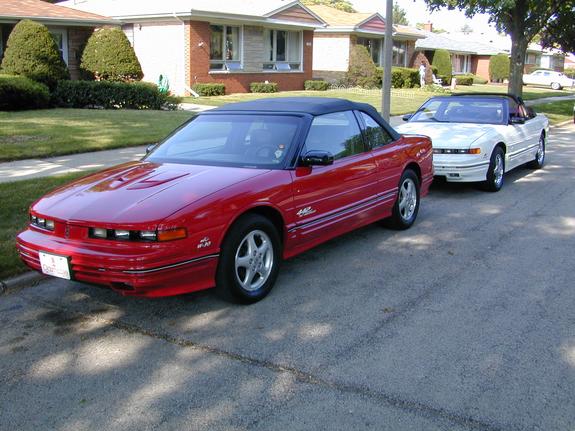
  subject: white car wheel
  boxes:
[551,82,561,90]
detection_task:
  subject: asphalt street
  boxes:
[1,124,574,431]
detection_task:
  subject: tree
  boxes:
[540,10,575,53]
[81,28,143,82]
[422,0,575,97]
[0,19,69,89]
[301,0,355,12]
[489,53,510,82]
[432,49,452,82]
[345,45,378,88]
[393,3,409,25]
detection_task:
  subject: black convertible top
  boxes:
[209,97,400,140]
[212,97,375,116]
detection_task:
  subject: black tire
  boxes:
[551,82,561,90]
[483,146,505,192]
[386,169,420,230]
[215,214,281,304]
[528,133,546,169]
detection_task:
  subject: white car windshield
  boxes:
[409,97,507,125]
[146,114,302,168]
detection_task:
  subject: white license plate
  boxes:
[39,251,71,280]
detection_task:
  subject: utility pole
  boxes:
[381,0,393,121]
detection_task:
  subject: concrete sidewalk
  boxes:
[0,113,404,183]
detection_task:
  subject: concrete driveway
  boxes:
[1,125,574,431]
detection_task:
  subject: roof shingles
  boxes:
[0,0,114,23]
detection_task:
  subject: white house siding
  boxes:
[126,21,186,95]
[312,34,350,78]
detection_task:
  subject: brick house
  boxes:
[59,0,326,95]
[0,0,117,79]
[307,5,425,82]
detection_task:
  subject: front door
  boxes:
[289,111,379,248]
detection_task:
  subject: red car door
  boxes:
[288,111,379,252]
[358,111,404,207]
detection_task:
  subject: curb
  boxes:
[0,271,46,296]
[550,119,573,129]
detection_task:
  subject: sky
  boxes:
[350,0,499,36]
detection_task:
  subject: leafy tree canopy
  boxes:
[302,0,356,13]
[393,3,409,25]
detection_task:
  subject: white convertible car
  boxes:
[396,94,549,191]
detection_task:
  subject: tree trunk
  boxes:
[508,34,528,98]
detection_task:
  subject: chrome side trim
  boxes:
[123,254,219,274]
[288,190,397,233]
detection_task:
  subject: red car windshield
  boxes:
[146,114,302,168]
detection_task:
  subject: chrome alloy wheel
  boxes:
[398,177,417,221]
[536,135,545,165]
[234,230,274,292]
[493,153,504,188]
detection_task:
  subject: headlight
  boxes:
[89,227,186,242]
[30,214,55,231]
[433,148,481,154]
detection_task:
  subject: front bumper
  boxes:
[16,229,218,297]
[433,154,490,183]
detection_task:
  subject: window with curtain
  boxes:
[263,29,302,71]
[210,25,241,71]
[392,41,407,67]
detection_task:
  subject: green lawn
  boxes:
[183,84,573,113]
[533,100,574,124]
[0,109,195,162]
[0,171,94,280]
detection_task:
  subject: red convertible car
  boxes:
[17,98,433,303]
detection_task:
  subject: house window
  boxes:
[525,53,541,66]
[210,25,242,71]
[392,41,407,67]
[263,29,302,71]
[357,37,381,65]
[49,29,68,65]
[452,54,471,73]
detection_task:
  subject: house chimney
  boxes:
[423,22,433,32]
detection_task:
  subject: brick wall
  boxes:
[186,20,313,93]
[472,55,491,81]
[67,27,94,80]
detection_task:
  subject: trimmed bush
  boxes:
[489,53,510,83]
[0,75,50,111]
[250,82,278,93]
[304,80,330,91]
[52,80,178,110]
[432,49,452,85]
[454,75,474,86]
[345,45,378,88]
[81,28,143,82]
[192,83,225,96]
[0,19,69,89]
[375,67,420,88]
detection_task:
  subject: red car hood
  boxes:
[32,161,269,225]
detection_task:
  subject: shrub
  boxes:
[52,80,178,110]
[432,49,452,85]
[192,83,225,96]
[81,28,143,82]
[489,53,510,83]
[375,67,420,88]
[0,75,50,111]
[454,75,474,86]
[0,19,69,89]
[250,82,278,93]
[304,80,330,91]
[345,45,378,88]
